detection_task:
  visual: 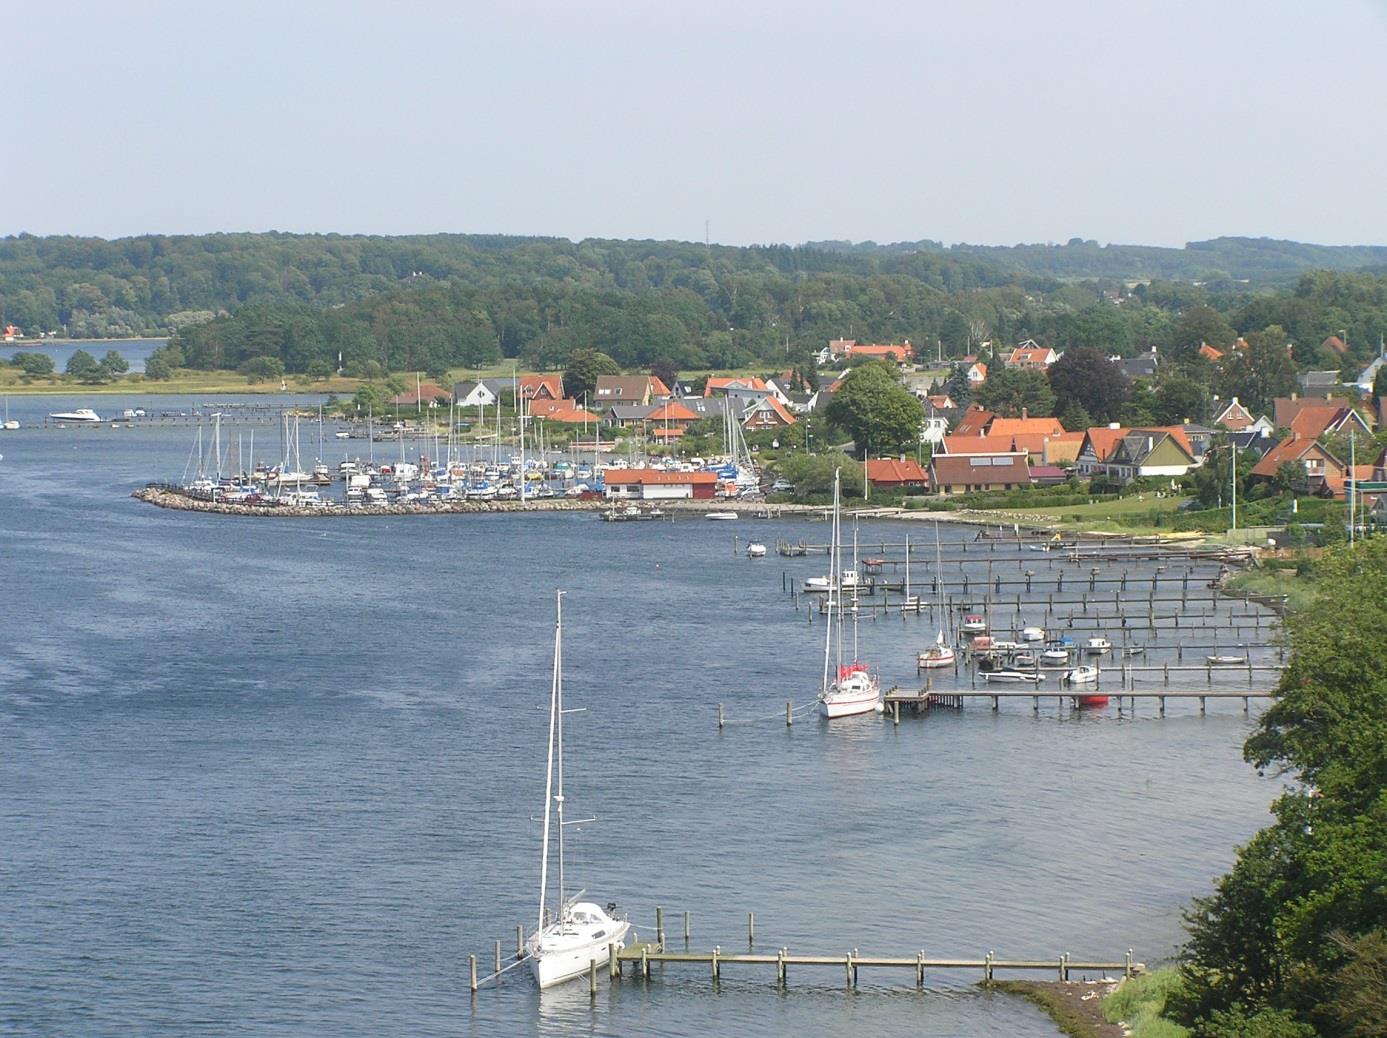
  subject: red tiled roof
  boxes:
[1289,404,1360,439]
[941,434,1014,455]
[1322,335,1348,356]
[602,468,719,485]
[646,400,699,423]
[743,395,796,426]
[953,406,995,437]
[518,373,564,399]
[987,417,1066,437]
[390,381,451,406]
[1249,436,1341,478]
[1081,427,1130,463]
[1198,344,1224,362]
[705,376,767,396]
[865,458,928,485]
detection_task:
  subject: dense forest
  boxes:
[4,233,1387,382]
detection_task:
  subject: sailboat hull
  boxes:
[528,917,630,989]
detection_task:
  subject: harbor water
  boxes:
[0,397,1278,1037]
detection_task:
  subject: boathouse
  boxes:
[602,469,719,501]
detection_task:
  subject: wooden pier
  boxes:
[467,907,1141,993]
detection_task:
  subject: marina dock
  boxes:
[467,907,1141,993]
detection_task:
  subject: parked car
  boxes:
[770,479,795,493]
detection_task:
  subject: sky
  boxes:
[7,0,1387,248]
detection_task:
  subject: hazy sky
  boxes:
[8,1,1387,248]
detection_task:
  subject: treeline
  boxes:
[0,231,1011,340]
[810,235,1387,286]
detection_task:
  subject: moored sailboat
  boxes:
[817,470,882,719]
[527,591,630,989]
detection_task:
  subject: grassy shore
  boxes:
[0,369,365,396]
[991,970,1190,1038]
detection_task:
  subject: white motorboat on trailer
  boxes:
[527,591,630,989]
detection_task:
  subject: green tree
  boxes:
[775,452,865,499]
[65,349,101,381]
[1220,328,1297,415]
[144,354,173,380]
[563,348,621,399]
[1048,346,1130,423]
[1169,304,1236,359]
[1176,540,1387,1036]
[1373,364,1387,401]
[972,367,1056,417]
[1154,375,1210,425]
[238,355,285,383]
[823,361,925,458]
[98,350,129,380]
[11,351,55,376]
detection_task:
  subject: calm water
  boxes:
[0,399,1279,1037]
[1,337,166,374]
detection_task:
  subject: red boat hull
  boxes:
[1074,694,1109,707]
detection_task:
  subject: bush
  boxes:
[238,356,285,383]
[11,351,54,376]
[1191,1006,1314,1038]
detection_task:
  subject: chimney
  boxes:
[1108,422,1121,430]
[1021,407,1029,420]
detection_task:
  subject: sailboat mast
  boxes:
[834,473,844,675]
[821,469,839,696]
[851,518,860,662]
[537,590,562,935]
[555,589,566,918]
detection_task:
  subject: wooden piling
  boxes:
[786,700,794,726]
[777,947,787,986]
[656,905,665,947]
[916,950,925,988]
[516,924,524,961]
[469,954,478,993]
[684,910,691,943]
[712,945,721,982]
[718,703,724,729]
[609,942,619,979]
[589,958,597,995]
[748,912,755,946]
[495,940,502,983]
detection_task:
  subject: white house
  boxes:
[453,380,499,408]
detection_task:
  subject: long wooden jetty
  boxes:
[466,907,1141,993]
[882,687,1273,721]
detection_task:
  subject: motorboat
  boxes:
[1013,651,1037,667]
[982,669,1043,683]
[527,591,630,988]
[1072,692,1110,707]
[961,614,988,635]
[1064,665,1100,685]
[1020,626,1045,643]
[1207,654,1249,666]
[705,511,738,521]
[803,569,860,594]
[746,541,767,558]
[1040,647,1071,666]
[1084,637,1113,656]
[48,407,101,423]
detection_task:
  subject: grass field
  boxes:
[0,369,366,396]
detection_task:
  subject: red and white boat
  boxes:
[816,471,882,719]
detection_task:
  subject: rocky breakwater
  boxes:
[131,485,605,518]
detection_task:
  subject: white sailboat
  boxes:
[917,522,957,670]
[527,591,630,989]
[2,397,18,430]
[817,470,883,719]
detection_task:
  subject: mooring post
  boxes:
[655,906,664,948]
[1125,949,1134,978]
[712,945,721,982]
[1200,695,1207,716]
[1159,695,1166,717]
[609,943,619,979]
[845,952,854,989]
[747,912,754,946]
[893,700,900,725]
[589,958,597,996]
[495,940,502,983]
[469,954,478,993]
[777,947,787,986]
[916,950,925,988]
[684,910,691,943]
[516,924,524,961]
[641,944,650,980]
[717,703,724,729]
[984,950,994,983]
[785,700,793,726]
